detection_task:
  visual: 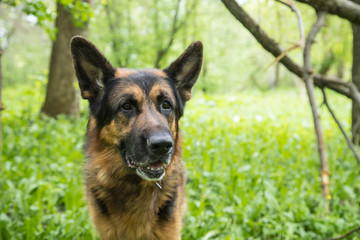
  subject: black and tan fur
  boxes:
[70,36,202,240]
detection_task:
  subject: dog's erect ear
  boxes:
[164,41,203,102]
[70,36,115,101]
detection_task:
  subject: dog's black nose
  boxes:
[147,133,173,154]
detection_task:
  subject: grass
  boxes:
[1,83,360,239]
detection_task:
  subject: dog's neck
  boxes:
[85,136,185,239]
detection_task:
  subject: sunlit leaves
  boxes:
[1,0,93,40]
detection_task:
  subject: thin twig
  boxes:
[275,0,305,46]
[325,225,360,240]
[303,10,330,212]
[265,43,299,70]
[266,0,305,69]
[321,89,360,165]
[274,0,292,8]
[291,0,305,47]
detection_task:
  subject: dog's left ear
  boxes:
[164,41,203,102]
[70,36,115,102]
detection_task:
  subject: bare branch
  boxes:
[304,11,326,70]
[265,0,304,69]
[221,0,352,98]
[295,0,360,25]
[303,10,330,211]
[325,225,360,240]
[275,0,305,47]
[321,89,360,165]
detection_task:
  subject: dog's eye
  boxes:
[122,103,132,111]
[162,101,171,110]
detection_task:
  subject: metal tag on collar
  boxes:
[155,182,162,190]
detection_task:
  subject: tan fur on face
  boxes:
[114,68,137,78]
[149,81,178,140]
[150,81,176,105]
[99,115,130,146]
[109,82,144,108]
[99,83,145,146]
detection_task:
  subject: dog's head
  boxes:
[70,37,202,181]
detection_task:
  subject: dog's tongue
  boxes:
[149,160,163,169]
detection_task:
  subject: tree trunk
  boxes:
[351,0,360,144]
[0,50,3,162]
[41,1,90,118]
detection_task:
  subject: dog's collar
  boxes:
[155,182,162,190]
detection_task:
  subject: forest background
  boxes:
[1,0,360,239]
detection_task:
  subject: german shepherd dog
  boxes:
[70,36,202,240]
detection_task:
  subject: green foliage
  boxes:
[1,0,93,40]
[2,0,56,39]
[2,83,360,239]
[2,82,95,239]
[89,0,198,69]
[60,0,93,28]
[181,92,360,239]
[1,0,355,92]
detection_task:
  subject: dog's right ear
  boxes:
[70,36,115,101]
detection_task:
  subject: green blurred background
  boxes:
[1,0,359,239]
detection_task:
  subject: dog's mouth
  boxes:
[124,151,168,181]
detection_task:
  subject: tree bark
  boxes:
[41,1,90,118]
[351,0,360,145]
[295,0,360,25]
[0,50,3,162]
